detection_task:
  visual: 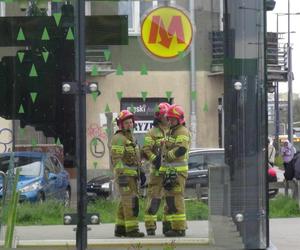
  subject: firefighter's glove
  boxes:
[163,169,178,191]
[152,155,161,170]
[174,147,187,157]
[139,171,147,188]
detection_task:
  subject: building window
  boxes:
[118,1,140,35]
[50,1,91,15]
[119,0,178,36]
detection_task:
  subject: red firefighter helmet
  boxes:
[154,102,170,119]
[116,110,134,129]
[166,104,185,124]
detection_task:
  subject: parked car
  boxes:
[187,148,278,198]
[86,175,112,202]
[0,151,71,206]
[187,148,224,188]
[85,148,277,201]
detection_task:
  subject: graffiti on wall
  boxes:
[88,123,106,159]
[87,123,107,140]
[90,137,105,158]
[0,128,13,153]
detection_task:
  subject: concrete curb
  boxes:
[0,237,209,247]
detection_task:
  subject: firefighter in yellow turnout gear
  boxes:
[111,110,144,238]
[142,102,170,236]
[160,104,190,237]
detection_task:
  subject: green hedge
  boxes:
[274,155,284,168]
[10,198,208,225]
[2,195,298,225]
[269,195,300,218]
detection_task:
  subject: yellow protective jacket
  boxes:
[159,124,190,173]
[142,124,169,164]
[111,130,141,177]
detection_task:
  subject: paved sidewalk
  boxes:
[1,218,300,249]
[1,221,209,250]
[269,218,300,250]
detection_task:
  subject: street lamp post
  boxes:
[274,13,280,150]
[287,0,293,144]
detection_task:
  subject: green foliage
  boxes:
[88,198,208,223]
[88,199,118,223]
[6,196,300,225]
[13,198,208,225]
[5,169,20,248]
[274,155,284,168]
[269,195,300,218]
[185,199,209,220]
[16,200,72,225]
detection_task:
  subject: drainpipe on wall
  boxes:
[189,0,197,148]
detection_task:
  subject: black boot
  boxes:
[126,229,145,237]
[114,225,126,237]
[162,221,171,235]
[146,229,155,236]
[164,229,186,237]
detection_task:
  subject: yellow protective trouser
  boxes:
[144,171,163,231]
[163,173,187,231]
[116,176,140,233]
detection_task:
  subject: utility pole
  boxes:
[189,0,197,148]
[274,13,280,150]
[287,0,294,144]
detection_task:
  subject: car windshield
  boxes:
[0,155,42,177]
[188,150,225,170]
[206,152,224,165]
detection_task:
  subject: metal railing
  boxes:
[85,45,115,76]
[211,31,224,73]
[210,31,289,82]
[266,32,288,82]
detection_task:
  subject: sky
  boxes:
[267,0,300,94]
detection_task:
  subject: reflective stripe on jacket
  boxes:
[142,124,168,167]
[159,124,190,173]
[111,130,141,176]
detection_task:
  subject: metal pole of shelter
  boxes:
[74,0,87,249]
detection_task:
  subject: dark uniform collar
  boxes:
[170,124,181,131]
[158,123,169,133]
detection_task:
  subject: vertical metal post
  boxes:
[189,0,197,148]
[274,13,280,150]
[275,82,280,149]
[287,0,294,144]
[74,0,87,249]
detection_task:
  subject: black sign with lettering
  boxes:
[120,98,171,120]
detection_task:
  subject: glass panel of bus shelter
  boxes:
[222,0,268,249]
[0,0,77,248]
[85,1,267,250]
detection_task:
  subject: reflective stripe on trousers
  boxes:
[159,165,188,172]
